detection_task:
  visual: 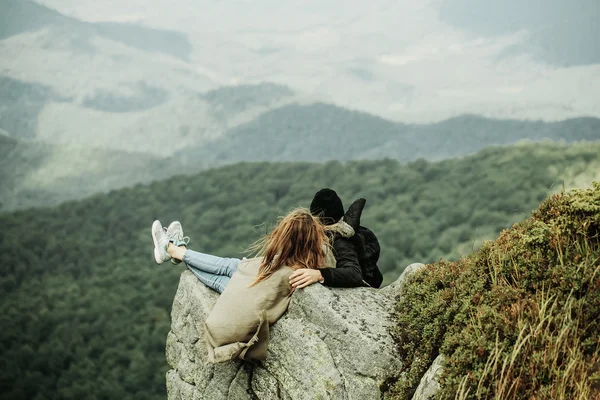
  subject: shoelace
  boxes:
[163,226,190,246]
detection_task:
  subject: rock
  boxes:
[166,263,426,400]
[411,355,443,400]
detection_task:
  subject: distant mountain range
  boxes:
[1,0,191,59]
[0,75,298,155]
[2,97,600,212]
[1,0,599,212]
[3,0,600,127]
[0,1,302,155]
[179,103,600,167]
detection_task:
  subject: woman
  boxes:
[150,208,332,363]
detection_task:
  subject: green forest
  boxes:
[181,103,600,167]
[1,142,599,399]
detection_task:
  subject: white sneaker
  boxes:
[166,221,189,265]
[151,220,171,264]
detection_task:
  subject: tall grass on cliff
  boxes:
[391,182,600,399]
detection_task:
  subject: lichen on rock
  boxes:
[166,263,426,400]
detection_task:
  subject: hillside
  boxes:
[0,79,299,211]
[1,1,599,213]
[0,2,301,154]
[180,103,600,166]
[0,0,191,59]
[1,142,599,399]
[0,134,178,211]
[4,83,599,212]
[0,73,297,155]
[391,182,600,399]
[0,76,66,140]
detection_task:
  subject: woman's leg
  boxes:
[167,244,240,293]
[169,244,240,277]
[183,249,240,277]
[187,268,231,294]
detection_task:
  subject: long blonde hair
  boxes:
[248,208,329,286]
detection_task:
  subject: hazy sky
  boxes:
[19,0,600,122]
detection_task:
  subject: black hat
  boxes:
[310,188,344,225]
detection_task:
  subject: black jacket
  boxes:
[320,234,365,288]
[318,198,382,288]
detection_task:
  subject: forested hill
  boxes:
[1,142,599,399]
[0,134,175,211]
[179,103,600,167]
[5,108,599,213]
[0,0,191,60]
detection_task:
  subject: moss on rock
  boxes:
[390,182,600,399]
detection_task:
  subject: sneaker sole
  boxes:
[152,221,165,264]
[154,247,164,264]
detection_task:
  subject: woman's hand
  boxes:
[289,269,324,289]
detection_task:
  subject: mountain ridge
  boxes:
[4,0,600,124]
[180,103,600,168]
[1,0,192,60]
[2,105,599,212]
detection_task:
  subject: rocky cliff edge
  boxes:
[166,263,439,400]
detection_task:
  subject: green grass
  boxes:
[390,182,600,399]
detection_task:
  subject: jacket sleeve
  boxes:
[320,236,364,288]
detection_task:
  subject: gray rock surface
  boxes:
[166,263,425,400]
[411,355,444,400]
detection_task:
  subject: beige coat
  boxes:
[204,226,347,363]
[204,257,294,363]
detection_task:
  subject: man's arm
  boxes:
[289,236,364,289]
[319,236,364,288]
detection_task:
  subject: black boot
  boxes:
[343,198,366,232]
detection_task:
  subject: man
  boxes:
[289,188,379,289]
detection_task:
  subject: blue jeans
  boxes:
[183,250,240,294]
